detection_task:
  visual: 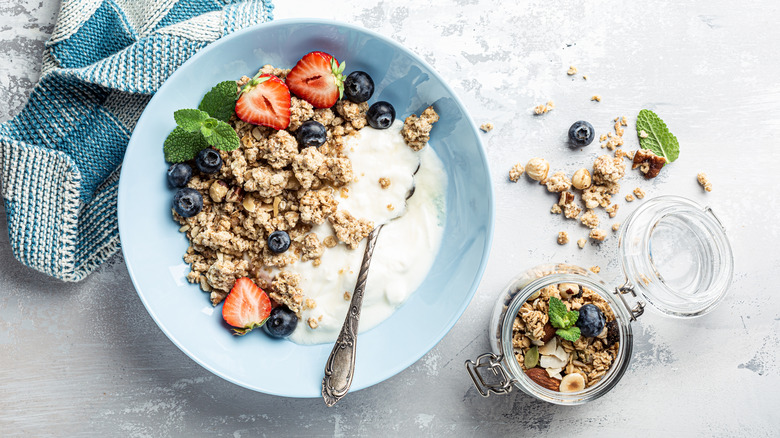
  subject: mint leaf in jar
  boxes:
[555,326,581,342]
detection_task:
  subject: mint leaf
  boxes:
[201,118,240,151]
[555,326,581,342]
[548,297,569,329]
[163,126,209,163]
[174,109,210,132]
[198,80,238,122]
[636,109,680,163]
[562,309,579,328]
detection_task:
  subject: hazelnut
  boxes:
[525,158,550,182]
[558,283,581,299]
[571,168,592,190]
[209,180,229,202]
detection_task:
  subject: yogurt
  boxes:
[287,121,447,344]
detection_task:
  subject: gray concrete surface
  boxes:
[1,1,779,436]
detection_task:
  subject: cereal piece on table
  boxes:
[589,266,601,274]
[592,155,626,185]
[557,231,569,245]
[612,223,620,232]
[632,149,667,178]
[480,122,494,132]
[591,95,602,102]
[589,229,607,242]
[329,210,374,250]
[401,106,439,151]
[509,163,525,182]
[545,171,572,193]
[270,271,304,315]
[582,185,612,209]
[577,238,587,249]
[606,204,619,218]
[697,172,713,192]
[533,101,555,115]
[551,204,562,214]
[625,194,635,202]
[299,188,338,225]
[558,191,582,220]
[580,209,599,229]
[633,187,646,199]
[567,66,578,75]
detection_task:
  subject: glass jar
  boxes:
[466,196,733,405]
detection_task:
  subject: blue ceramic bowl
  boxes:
[118,19,493,397]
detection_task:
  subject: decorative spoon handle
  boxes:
[322,225,384,407]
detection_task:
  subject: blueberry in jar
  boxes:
[575,303,606,337]
[195,148,222,174]
[167,163,192,188]
[367,101,395,129]
[173,187,203,218]
[568,120,595,147]
[267,230,291,253]
[343,71,374,103]
[296,120,327,148]
[265,306,298,338]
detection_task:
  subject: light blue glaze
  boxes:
[117,19,494,398]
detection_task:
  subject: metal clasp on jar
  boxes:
[465,353,516,397]
[613,282,645,321]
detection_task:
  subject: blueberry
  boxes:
[195,148,222,174]
[343,71,374,103]
[264,306,298,338]
[173,187,203,218]
[167,163,193,188]
[267,230,291,253]
[367,101,395,129]
[568,120,595,147]
[575,304,606,338]
[296,120,327,148]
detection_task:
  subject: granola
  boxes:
[401,106,439,151]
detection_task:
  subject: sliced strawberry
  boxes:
[286,51,346,108]
[235,74,291,130]
[222,277,272,335]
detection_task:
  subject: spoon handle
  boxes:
[322,225,384,407]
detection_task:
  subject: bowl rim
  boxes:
[118,18,495,397]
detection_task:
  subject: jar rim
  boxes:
[618,196,734,318]
[499,265,634,405]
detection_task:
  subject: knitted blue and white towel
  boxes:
[0,0,274,281]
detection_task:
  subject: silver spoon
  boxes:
[321,162,420,406]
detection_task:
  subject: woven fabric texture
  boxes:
[0,0,274,281]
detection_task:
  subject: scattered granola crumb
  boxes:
[304,298,317,310]
[322,235,338,248]
[632,149,667,179]
[551,204,562,214]
[558,191,582,220]
[387,204,395,211]
[343,291,351,301]
[545,171,572,193]
[378,177,391,189]
[480,122,494,132]
[612,222,620,232]
[577,238,587,249]
[589,229,607,242]
[606,204,619,218]
[599,134,608,142]
[589,266,601,274]
[401,106,439,151]
[580,209,599,229]
[639,130,649,139]
[625,194,635,202]
[312,258,322,267]
[557,231,569,245]
[533,101,555,115]
[567,66,578,75]
[582,75,588,80]
[509,163,525,182]
[308,317,319,329]
[591,95,602,102]
[633,187,646,199]
[697,172,713,192]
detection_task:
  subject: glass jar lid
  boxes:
[618,196,733,318]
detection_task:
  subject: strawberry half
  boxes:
[222,277,272,335]
[235,74,291,130]
[286,51,346,108]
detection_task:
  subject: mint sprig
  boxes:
[198,80,238,122]
[636,109,680,163]
[164,108,240,163]
[548,296,581,342]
